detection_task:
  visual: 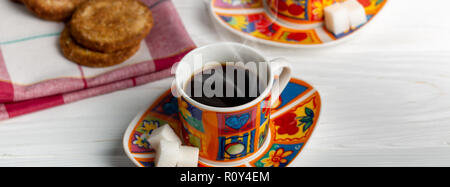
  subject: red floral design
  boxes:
[287,33,308,41]
[262,96,271,118]
[357,0,371,7]
[248,14,279,37]
[276,0,288,11]
[274,112,299,135]
[287,4,304,16]
[248,14,264,22]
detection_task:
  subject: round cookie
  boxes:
[60,27,140,68]
[70,0,153,53]
[23,0,86,21]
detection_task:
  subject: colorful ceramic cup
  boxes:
[174,42,292,163]
[267,0,337,25]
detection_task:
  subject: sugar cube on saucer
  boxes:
[177,146,200,167]
[341,0,367,29]
[324,3,350,35]
[155,140,181,167]
[148,124,181,150]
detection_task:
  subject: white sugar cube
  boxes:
[177,146,200,167]
[341,0,367,29]
[148,124,181,150]
[155,140,181,167]
[324,3,350,35]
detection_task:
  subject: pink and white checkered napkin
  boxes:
[0,0,196,120]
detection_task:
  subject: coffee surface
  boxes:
[185,64,265,107]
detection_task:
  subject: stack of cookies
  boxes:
[61,0,153,67]
[15,0,154,68]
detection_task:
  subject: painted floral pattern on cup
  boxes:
[179,99,205,132]
[268,0,336,23]
[214,0,263,9]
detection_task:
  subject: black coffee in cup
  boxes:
[185,64,266,107]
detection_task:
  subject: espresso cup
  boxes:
[174,42,292,163]
[267,0,337,25]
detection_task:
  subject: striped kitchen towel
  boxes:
[0,0,196,120]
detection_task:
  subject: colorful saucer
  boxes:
[210,0,388,48]
[123,78,321,167]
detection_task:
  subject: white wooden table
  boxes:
[0,0,449,167]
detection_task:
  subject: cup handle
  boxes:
[269,58,292,106]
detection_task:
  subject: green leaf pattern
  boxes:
[297,107,314,132]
